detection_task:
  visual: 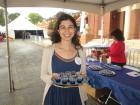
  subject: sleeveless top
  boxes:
[44,51,82,105]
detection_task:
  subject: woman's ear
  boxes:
[77,31,80,36]
[57,29,60,34]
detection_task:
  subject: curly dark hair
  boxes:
[50,13,82,48]
[111,28,125,41]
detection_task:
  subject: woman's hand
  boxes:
[100,53,108,57]
[52,73,60,80]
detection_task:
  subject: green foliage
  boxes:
[28,13,43,25]
[0,8,20,26]
[48,20,56,29]
[0,9,5,26]
[8,13,20,23]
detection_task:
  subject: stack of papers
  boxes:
[123,65,140,72]
[126,71,140,77]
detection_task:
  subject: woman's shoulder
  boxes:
[78,47,86,56]
[43,44,54,52]
[77,46,84,51]
[117,41,125,44]
[114,41,125,47]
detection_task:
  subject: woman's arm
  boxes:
[41,47,52,84]
[80,48,86,75]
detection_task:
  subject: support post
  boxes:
[4,0,15,92]
[100,5,104,45]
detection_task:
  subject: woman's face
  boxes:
[58,19,76,42]
[111,35,116,41]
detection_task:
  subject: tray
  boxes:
[52,71,89,88]
[99,69,116,77]
[103,64,122,70]
[94,46,109,49]
[88,65,103,71]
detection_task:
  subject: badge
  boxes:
[75,57,81,65]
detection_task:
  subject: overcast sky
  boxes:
[7,7,79,19]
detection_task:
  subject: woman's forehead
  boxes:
[59,20,74,26]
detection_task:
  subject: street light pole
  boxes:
[4,0,15,92]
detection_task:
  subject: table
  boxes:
[90,46,109,61]
[87,61,140,105]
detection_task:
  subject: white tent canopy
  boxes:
[0,25,5,32]
[0,0,140,15]
[7,15,42,30]
[3,15,43,38]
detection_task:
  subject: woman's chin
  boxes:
[63,38,72,41]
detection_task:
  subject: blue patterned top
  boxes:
[44,51,82,105]
[52,51,81,73]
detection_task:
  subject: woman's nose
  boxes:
[64,28,70,33]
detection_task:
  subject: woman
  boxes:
[101,28,126,67]
[41,13,88,105]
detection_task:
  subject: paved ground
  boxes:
[0,40,44,105]
[0,39,99,105]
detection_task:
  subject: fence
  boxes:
[29,35,43,42]
[126,48,140,67]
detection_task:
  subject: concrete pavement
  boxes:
[0,39,99,105]
[0,40,44,105]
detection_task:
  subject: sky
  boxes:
[7,7,79,19]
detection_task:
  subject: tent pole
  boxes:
[100,5,104,45]
[4,0,15,92]
[80,11,85,33]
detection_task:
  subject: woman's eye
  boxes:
[69,26,74,29]
[59,27,65,30]
[59,26,75,31]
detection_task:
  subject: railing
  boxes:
[29,35,43,42]
[126,48,140,67]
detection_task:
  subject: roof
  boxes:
[0,0,140,15]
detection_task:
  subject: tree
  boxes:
[0,8,5,26]
[0,8,20,26]
[8,13,20,23]
[48,19,57,29]
[28,13,43,25]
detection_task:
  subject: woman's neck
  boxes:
[57,41,74,50]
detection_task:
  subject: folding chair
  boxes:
[98,89,121,105]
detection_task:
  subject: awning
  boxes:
[0,0,140,15]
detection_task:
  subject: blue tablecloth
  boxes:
[87,61,140,105]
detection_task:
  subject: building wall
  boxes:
[103,12,111,38]
[80,3,140,44]
[88,12,111,39]
[128,9,140,39]
[88,13,99,39]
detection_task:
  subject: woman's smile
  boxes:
[58,20,75,41]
